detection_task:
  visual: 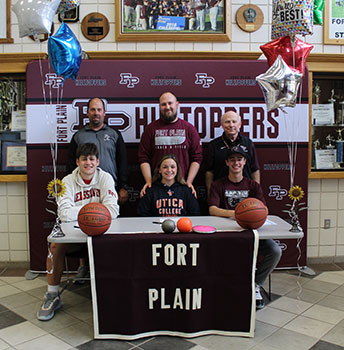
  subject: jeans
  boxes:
[255,239,282,286]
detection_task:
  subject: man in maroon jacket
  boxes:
[138,92,202,197]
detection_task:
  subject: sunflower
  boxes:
[288,185,304,201]
[47,178,66,198]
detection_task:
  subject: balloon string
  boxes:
[38,41,60,202]
[47,58,57,188]
[51,84,64,190]
[284,109,298,188]
[292,41,295,69]
[51,82,64,194]
[288,36,302,188]
[298,35,307,106]
[295,236,304,310]
[38,51,47,110]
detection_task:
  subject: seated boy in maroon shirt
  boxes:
[208,145,282,309]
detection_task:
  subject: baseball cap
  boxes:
[227,145,248,159]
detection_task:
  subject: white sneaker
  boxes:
[255,285,265,309]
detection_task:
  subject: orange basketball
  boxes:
[234,198,268,230]
[77,202,111,236]
[177,217,193,233]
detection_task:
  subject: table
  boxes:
[48,215,303,244]
[48,216,303,340]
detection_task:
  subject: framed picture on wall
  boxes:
[58,6,80,23]
[115,0,231,42]
[0,0,13,43]
[1,140,27,172]
[324,0,344,44]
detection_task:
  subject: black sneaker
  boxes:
[256,298,265,309]
[73,265,89,284]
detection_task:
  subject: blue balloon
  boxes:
[48,23,82,81]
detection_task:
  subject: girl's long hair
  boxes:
[152,154,186,185]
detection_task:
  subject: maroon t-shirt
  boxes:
[138,118,203,178]
[208,176,266,210]
[124,0,135,6]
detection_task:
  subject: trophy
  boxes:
[327,89,336,125]
[312,139,320,168]
[313,139,320,149]
[313,83,321,104]
[336,128,344,166]
[326,134,336,149]
[336,128,344,141]
[328,89,336,105]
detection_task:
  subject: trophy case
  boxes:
[309,70,344,178]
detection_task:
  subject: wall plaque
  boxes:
[236,4,263,33]
[81,12,109,41]
[58,6,80,23]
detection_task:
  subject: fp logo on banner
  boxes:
[45,73,64,88]
[268,185,288,200]
[119,73,140,88]
[195,73,215,88]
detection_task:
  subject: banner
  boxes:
[26,103,308,144]
[26,59,308,271]
[88,230,257,339]
[156,16,186,30]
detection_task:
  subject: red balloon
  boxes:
[260,36,313,75]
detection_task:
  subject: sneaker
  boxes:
[37,292,61,321]
[255,285,265,309]
[73,265,89,284]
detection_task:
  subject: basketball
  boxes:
[234,198,268,230]
[77,202,112,236]
[177,217,193,233]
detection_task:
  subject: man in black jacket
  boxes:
[67,97,129,205]
[205,110,260,196]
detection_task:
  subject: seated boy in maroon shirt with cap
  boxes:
[208,145,282,309]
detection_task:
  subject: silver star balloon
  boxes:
[12,0,60,38]
[256,55,303,112]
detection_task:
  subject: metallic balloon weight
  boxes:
[48,23,82,81]
[161,219,176,234]
[12,0,60,38]
[256,55,302,112]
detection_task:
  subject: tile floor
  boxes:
[0,264,344,350]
